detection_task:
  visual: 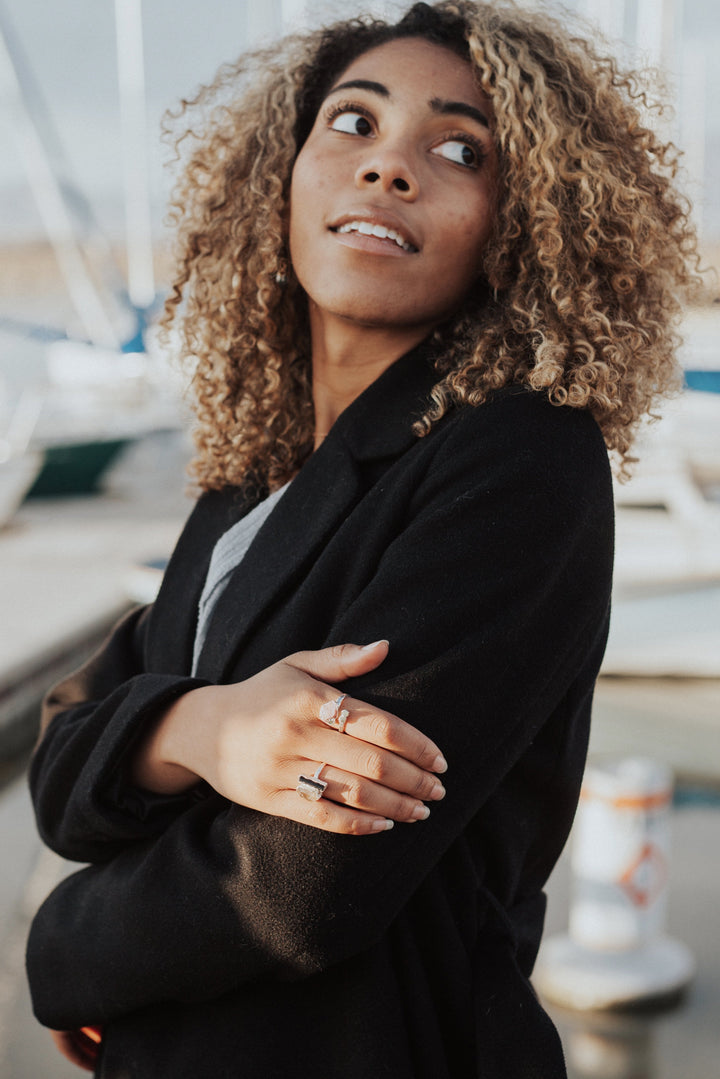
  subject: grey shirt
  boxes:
[191,481,291,674]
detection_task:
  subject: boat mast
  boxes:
[0,1,119,348]
[114,0,155,313]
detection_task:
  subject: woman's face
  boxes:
[289,37,497,338]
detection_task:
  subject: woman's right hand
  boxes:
[49,1028,101,1071]
[130,640,447,835]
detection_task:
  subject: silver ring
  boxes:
[297,763,328,801]
[319,694,350,733]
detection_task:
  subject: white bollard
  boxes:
[534,757,695,1011]
[570,757,672,950]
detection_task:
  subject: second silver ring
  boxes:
[297,763,328,801]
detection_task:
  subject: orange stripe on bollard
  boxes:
[579,788,672,811]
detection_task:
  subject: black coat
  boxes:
[26,342,614,1078]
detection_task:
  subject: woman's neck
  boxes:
[309,308,433,448]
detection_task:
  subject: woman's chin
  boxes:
[306,291,445,337]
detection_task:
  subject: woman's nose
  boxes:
[355,149,419,199]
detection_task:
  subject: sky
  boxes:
[0,0,718,249]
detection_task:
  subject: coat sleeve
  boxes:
[26,400,614,1029]
[29,604,210,862]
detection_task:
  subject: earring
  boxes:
[275,257,288,286]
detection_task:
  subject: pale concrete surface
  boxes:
[591,678,720,788]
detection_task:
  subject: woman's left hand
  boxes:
[131,640,447,834]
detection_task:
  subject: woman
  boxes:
[26,3,697,1076]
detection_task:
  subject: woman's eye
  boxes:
[432,139,480,168]
[329,111,373,136]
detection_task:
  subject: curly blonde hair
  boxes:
[162,0,700,491]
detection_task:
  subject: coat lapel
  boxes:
[195,339,442,683]
[147,483,263,673]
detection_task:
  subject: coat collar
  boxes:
[194,337,441,681]
[330,336,440,462]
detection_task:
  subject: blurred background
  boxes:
[0,1,718,1076]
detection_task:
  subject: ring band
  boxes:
[319,694,350,733]
[297,763,328,801]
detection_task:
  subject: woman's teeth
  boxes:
[335,221,415,252]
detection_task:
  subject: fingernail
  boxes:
[371,818,394,832]
[411,804,430,821]
[431,782,446,800]
[432,754,448,773]
[361,639,389,651]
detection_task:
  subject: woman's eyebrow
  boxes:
[327,78,389,98]
[430,97,490,130]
